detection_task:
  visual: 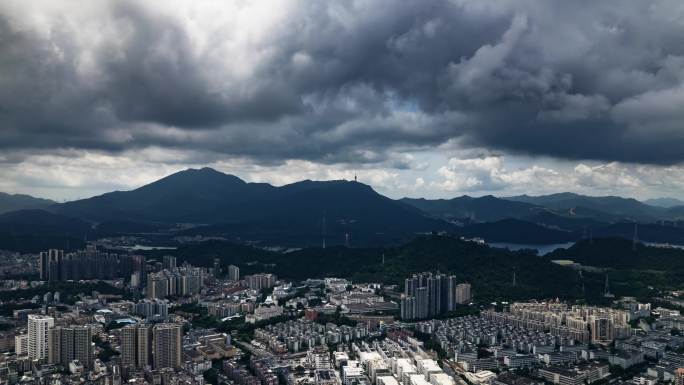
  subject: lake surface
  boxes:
[644,242,684,250]
[491,241,684,255]
[488,242,575,255]
[123,244,177,251]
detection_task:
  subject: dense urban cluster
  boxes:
[400,273,472,321]
[0,245,683,385]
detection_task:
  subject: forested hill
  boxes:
[142,235,583,302]
[546,237,684,271]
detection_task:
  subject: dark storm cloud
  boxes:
[1,0,684,165]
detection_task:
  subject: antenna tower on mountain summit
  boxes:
[322,211,327,249]
[632,222,638,251]
[512,266,517,287]
[604,274,614,298]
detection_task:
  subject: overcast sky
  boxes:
[2,0,684,201]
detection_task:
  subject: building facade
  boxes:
[48,326,93,369]
[120,325,152,370]
[153,324,182,369]
[28,315,54,360]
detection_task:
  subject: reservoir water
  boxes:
[488,242,575,255]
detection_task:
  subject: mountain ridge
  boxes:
[49,167,450,246]
[503,192,663,221]
[644,197,684,208]
[0,192,56,214]
[4,168,684,247]
[399,195,541,222]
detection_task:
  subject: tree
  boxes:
[203,368,218,385]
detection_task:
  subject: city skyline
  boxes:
[2,2,684,385]
[1,237,683,385]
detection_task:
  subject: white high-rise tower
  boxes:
[28,314,54,360]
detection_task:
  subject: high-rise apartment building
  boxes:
[147,274,169,299]
[121,255,146,284]
[163,255,177,270]
[415,287,429,319]
[152,324,182,369]
[28,314,54,360]
[445,276,458,312]
[455,283,472,305]
[15,334,28,355]
[590,317,615,343]
[213,258,221,275]
[427,274,437,316]
[39,249,63,281]
[48,326,93,369]
[120,325,152,370]
[228,265,240,281]
[146,267,206,299]
[401,272,469,320]
[39,247,143,283]
[137,326,153,369]
[245,273,276,291]
[400,295,416,320]
[120,326,136,369]
[133,299,169,320]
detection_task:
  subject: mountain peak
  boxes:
[140,167,246,190]
[173,166,237,178]
[189,166,225,175]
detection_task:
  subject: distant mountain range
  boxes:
[0,192,55,214]
[399,195,540,223]
[2,168,684,249]
[644,197,684,208]
[400,193,684,245]
[402,192,684,226]
[504,192,669,222]
[49,167,449,246]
